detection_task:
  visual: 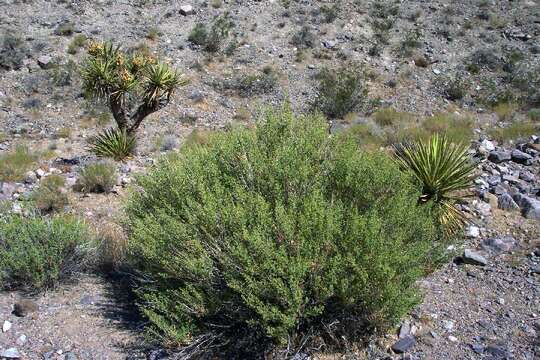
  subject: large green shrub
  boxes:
[126,107,445,351]
[0,214,89,290]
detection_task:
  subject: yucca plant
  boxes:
[91,127,136,160]
[393,134,476,234]
[81,41,187,135]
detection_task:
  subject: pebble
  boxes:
[463,249,488,266]
[391,335,416,353]
[3,320,12,332]
[448,335,458,342]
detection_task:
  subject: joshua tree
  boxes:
[81,41,186,135]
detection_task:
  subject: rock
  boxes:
[35,168,46,178]
[391,335,416,353]
[3,320,12,332]
[470,343,485,354]
[480,139,495,151]
[0,348,21,359]
[519,171,535,182]
[64,352,77,360]
[463,249,488,266]
[323,40,337,49]
[513,194,540,220]
[1,182,16,196]
[399,321,411,338]
[481,236,516,253]
[16,334,27,346]
[24,170,37,184]
[37,55,54,69]
[179,5,194,15]
[465,225,480,238]
[13,299,38,317]
[432,68,441,75]
[448,335,458,342]
[485,344,509,358]
[443,320,454,331]
[498,193,519,211]
[488,151,511,163]
[511,149,533,165]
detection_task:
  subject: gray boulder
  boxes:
[511,149,533,165]
[488,151,511,163]
[513,193,540,220]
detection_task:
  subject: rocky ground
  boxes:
[0,0,539,359]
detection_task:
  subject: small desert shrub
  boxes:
[468,47,501,71]
[511,62,540,107]
[54,21,74,36]
[493,102,517,122]
[32,175,69,214]
[146,27,160,41]
[94,221,128,272]
[399,28,422,56]
[0,146,38,182]
[414,55,429,68]
[188,14,233,53]
[126,107,446,351]
[74,162,117,194]
[55,127,72,139]
[291,25,317,49]
[319,3,340,23]
[0,32,28,70]
[373,108,414,127]
[339,123,386,149]
[182,128,217,149]
[487,122,538,144]
[313,64,367,119]
[0,214,89,290]
[156,134,178,152]
[67,34,87,54]
[90,128,136,161]
[219,66,278,97]
[528,108,540,121]
[442,75,467,101]
[422,113,474,145]
[394,134,476,234]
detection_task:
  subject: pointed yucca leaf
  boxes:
[393,134,476,233]
[90,128,136,161]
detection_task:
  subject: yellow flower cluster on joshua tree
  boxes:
[81,41,187,159]
[82,41,185,135]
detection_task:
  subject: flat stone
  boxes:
[0,348,21,359]
[511,149,533,165]
[463,249,488,266]
[481,236,516,253]
[391,335,416,353]
[488,151,511,163]
[37,55,54,69]
[498,193,519,211]
[179,5,194,15]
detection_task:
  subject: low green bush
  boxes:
[126,107,447,353]
[0,145,38,182]
[0,214,89,290]
[74,162,117,194]
[313,64,367,119]
[32,175,69,214]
